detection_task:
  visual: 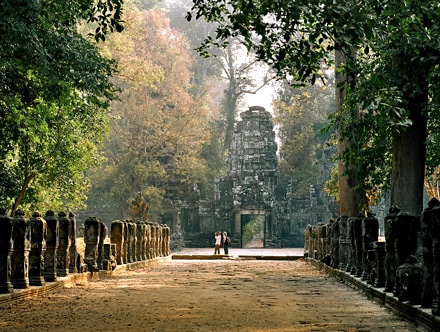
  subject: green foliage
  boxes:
[86,6,212,220]
[241,215,265,246]
[274,82,334,198]
[188,0,440,209]
[324,167,340,204]
[187,0,373,85]
[427,66,440,174]
[330,1,440,201]
[0,0,123,215]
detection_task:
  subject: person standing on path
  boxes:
[214,231,221,254]
[222,231,230,255]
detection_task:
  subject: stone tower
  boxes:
[217,106,278,247]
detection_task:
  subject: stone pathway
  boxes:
[0,251,420,331]
[173,248,305,256]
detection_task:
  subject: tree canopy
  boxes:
[86,4,212,219]
[188,0,440,215]
[0,0,124,215]
[274,80,335,198]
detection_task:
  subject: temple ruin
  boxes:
[160,106,335,248]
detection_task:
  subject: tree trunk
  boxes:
[390,93,427,215]
[11,175,33,216]
[222,45,238,152]
[223,87,237,151]
[335,49,367,217]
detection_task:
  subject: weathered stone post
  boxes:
[144,221,151,259]
[160,224,164,257]
[97,222,107,270]
[0,208,14,293]
[44,210,59,282]
[309,225,316,259]
[155,223,160,258]
[330,218,340,268]
[304,225,311,257]
[111,244,116,268]
[125,220,132,263]
[384,206,400,292]
[102,243,116,271]
[144,221,149,259]
[347,216,356,273]
[145,222,151,259]
[431,204,440,315]
[311,224,317,258]
[393,212,420,297]
[126,220,136,263]
[352,213,364,277]
[318,223,323,259]
[68,212,77,274]
[313,224,320,260]
[110,220,125,265]
[122,220,128,263]
[161,225,167,257]
[338,214,350,270]
[396,255,422,305]
[150,223,157,258]
[319,224,327,261]
[161,224,167,257]
[372,241,386,287]
[421,198,439,308]
[57,211,71,277]
[10,209,31,289]
[83,217,101,272]
[29,211,47,286]
[315,224,322,260]
[361,213,378,281]
[135,220,145,261]
[164,224,171,256]
[157,225,163,257]
[325,223,332,264]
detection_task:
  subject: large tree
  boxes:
[0,0,124,215]
[187,0,371,216]
[86,5,211,219]
[168,0,274,153]
[187,0,440,215]
[333,1,440,214]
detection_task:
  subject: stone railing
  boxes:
[304,198,440,316]
[0,208,170,294]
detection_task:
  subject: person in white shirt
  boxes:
[214,231,221,254]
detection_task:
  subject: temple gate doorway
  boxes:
[234,209,270,248]
[241,214,265,248]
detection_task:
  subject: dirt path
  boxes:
[0,259,418,331]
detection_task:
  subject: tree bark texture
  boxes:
[390,94,427,215]
[335,49,367,217]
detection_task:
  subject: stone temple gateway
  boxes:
[224,106,278,247]
[166,105,330,249]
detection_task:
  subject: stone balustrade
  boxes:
[29,211,47,286]
[0,208,171,294]
[304,199,440,316]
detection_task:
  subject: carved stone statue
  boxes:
[128,192,149,221]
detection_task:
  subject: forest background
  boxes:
[0,0,335,221]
